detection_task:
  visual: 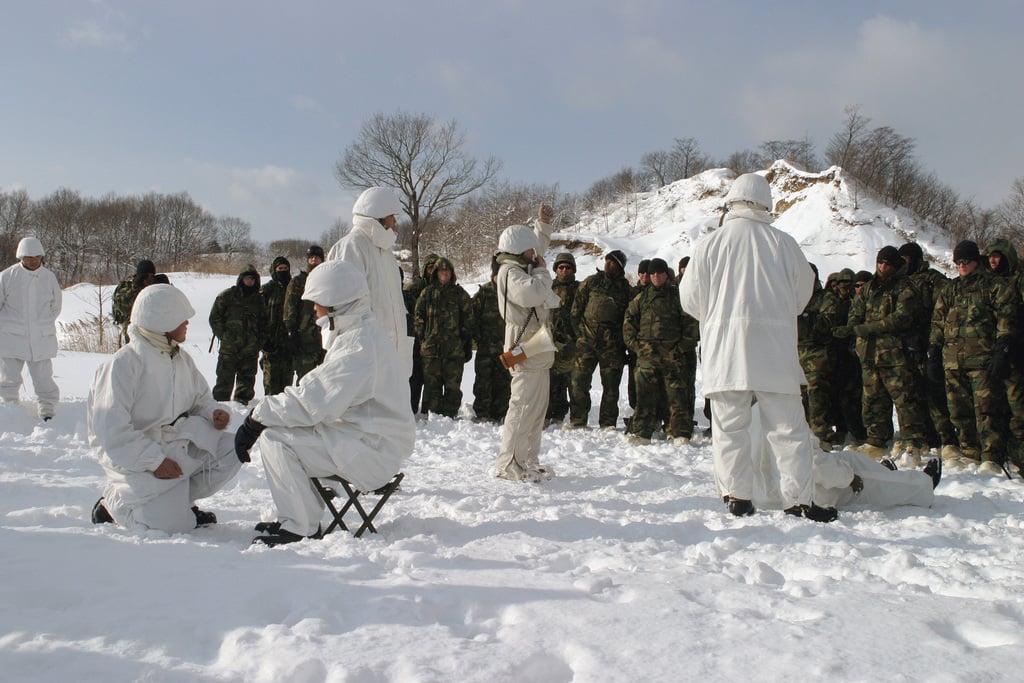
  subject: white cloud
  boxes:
[63,1,134,51]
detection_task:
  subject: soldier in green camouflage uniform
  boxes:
[546,252,579,425]
[829,268,868,445]
[898,242,959,457]
[405,254,439,414]
[414,256,472,419]
[623,258,698,442]
[799,264,841,449]
[111,259,156,345]
[835,246,928,460]
[259,256,293,395]
[209,264,268,404]
[626,259,651,414]
[929,240,1015,472]
[985,239,1024,465]
[471,257,511,422]
[283,246,326,381]
[570,250,632,428]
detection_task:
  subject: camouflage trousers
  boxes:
[831,348,867,442]
[631,354,695,439]
[260,349,294,395]
[800,347,836,444]
[213,349,259,404]
[292,347,324,382]
[570,340,626,428]
[1003,365,1024,444]
[473,349,511,422]
[947,367,1010,463]
[546,347,575,422]
[860,364,927,448]
[916,359,958,447]
[421,351,465,419]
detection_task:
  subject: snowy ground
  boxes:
[2,273,1023,681]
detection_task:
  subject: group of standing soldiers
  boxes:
[800,239,1024,476]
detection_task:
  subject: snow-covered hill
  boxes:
[556,161,956,281]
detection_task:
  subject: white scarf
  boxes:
[129,323,179,356]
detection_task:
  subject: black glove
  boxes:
[989,342,1012,381]
[287,331,302,356]
[832,325,853,339]
[926,345,943,384]
[234,414,266,463]
[463,339,473,364]
[850,474,864,493]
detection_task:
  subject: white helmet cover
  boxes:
[352,187,403,219]
[724,173,773,212]
[131,284,196,332]
[301,258,369,309]
[16,237,45,258]
[498,224,539,255]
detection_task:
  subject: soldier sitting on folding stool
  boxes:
[235,259,415,546]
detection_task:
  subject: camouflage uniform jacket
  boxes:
[414,280,472,356]
[550,278,579,350]
[988,238,1024,353]
[798,282,840,351]
[111,278,142,326]
[623,282,698,361]
[283,270,320,354]
[571,270,632,343]
[847,269,924,368]
[403,273,429,338]
[907,263,949,350]
[471,281,505,354]
[209,278,268,354]
[930,269,1014,370]
[260,277,289,353]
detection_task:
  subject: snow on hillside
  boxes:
[3,185,1018,681]
[560,161,956,281]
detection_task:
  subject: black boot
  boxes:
[923,457,942,489]
[727,497,755,517]
[785,503,839,523]
[192,506,218,527]
[91,498,114,524]
[252,527,307,547]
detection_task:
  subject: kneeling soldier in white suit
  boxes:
[236,259,416,546]
[89,284,240,532]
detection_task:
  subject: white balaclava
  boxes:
[302,259,371,349]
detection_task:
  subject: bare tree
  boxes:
[318,218,350,248]
[0,189,33,265]
[217,216,255,255]
[995,178,1024,243]
[757,138,819,171]
[825,105,871,169]
[640,150,673,188]
[671,137,711,178]
[335,112,501,274]
[722,149,760,176]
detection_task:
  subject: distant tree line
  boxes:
[0,188,262,285]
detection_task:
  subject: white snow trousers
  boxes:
[494,367,550,479]
[258,427,380,537]
[0,357,59,417]
[711,390,814,507]
[108,431,241,533]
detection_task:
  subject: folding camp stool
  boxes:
[310,472,404,537]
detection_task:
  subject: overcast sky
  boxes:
[2,1,1021,244]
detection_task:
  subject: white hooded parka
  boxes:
[328,215,413,379]
[252,306,415,494]
[678,207,813,395]
[0,262,62,361]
